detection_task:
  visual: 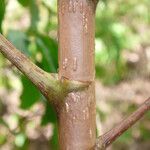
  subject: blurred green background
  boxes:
[0,0,150,150]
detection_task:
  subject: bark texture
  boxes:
[57,83,96,150]
[58,0,96,149]
[58,0,96,82]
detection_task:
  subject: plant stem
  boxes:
[95,97,150,150]
[0,33,87,102]
[57,0,97,149]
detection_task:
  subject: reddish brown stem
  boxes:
[58,0,97,149]
[95,97,150,150]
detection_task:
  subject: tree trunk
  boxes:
[57,0,96,149]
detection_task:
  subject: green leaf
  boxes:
[20,76,40,109]
[17,0,30,7]
[41,102,58,149]
[116,129,133,143]
[17,0,39,31]
[41,101,58,149]
[0,0,6,33]
[36,34,58,72]
[41,102,57,125]
[0,134,6,145]
[29,0,39,31]
[140,124,150,141]
[7,30,30,56]
[51,124,59,150]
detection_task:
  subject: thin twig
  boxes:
[95,97,150,150]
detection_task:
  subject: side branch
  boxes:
[0,33,59,100]
[95,97,150,150]
[0,34,88,101]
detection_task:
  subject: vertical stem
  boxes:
[58,0,96,149]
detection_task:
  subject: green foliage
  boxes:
[117,129,133,143]
[17,0,30,7]
[17,0,39,31]
[95,0,149,84]
[4,2,59,149]
[0,0,5,33]
[36,34,58,72]
[41,102,57,125]
[29,0,40,32]
[41,102,59,150]
[140,124,150,141]
[0,133,6,145]
[95,1,129,84]
[7,30,30,56]
[20,76,41,109]
[51,125,59,150]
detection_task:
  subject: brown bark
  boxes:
[58,0,96,82]
[57,0,96,149]
[57,83,96,150]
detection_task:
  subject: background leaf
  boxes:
[17,0,30,7]
[20,76,41,109]
[7,30,30,56]
[0,0,6,33]
[17,0,39,31]
[36,34,58,72]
